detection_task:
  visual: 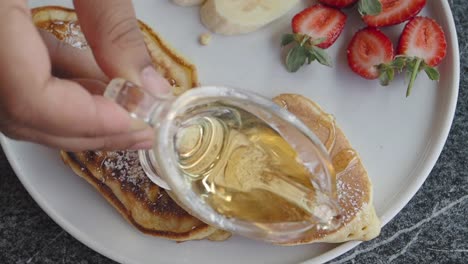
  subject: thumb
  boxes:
[73,0,170,95]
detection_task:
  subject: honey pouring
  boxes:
[105,78,343,243]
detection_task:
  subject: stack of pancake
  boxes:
[32,6,380,244]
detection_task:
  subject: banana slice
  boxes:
[172,0,205,6]
[200,0,300,35]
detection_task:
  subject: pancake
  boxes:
[32,6,198,94]
[32,6,228,241]
[32,6,380,244]
[273,94,381,244]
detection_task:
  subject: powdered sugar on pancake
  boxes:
[102,151,150,190]
[337,176,366,223]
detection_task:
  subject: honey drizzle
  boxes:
[306,101,337,153]
[307,103,356,175]
[176,105,338,223]
[320,115,337,153]
[279,98,357,178]
[332,148,358,175]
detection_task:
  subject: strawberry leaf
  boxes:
[379,71,390,86]
[379,65,395,86]
[392,57,441,97]
[281,33,332,72]
[306,52,316,64]
[358,0,382,16]
[310,46,333,67]
[281,34,295,47]
[286,46,307,72]
[423,65,440,81]
[391,56,407,71]
[375,57,407,87]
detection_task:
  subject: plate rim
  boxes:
[303,1,460,263]
[1,1,460,263]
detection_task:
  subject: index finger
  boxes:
[0,1,140,138]
[73,0,152,85]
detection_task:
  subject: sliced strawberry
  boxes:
[397,17,447,67]
[363,0,426,27]
[320,0,382,16]
[318,0,358,8]
[347,27,396,84]
[396,17,447,96]
[292,5,347,49]
[281,5,346,72]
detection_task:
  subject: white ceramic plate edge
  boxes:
[0,138,137,264]
[0,1,460,263]
[302,2,460,263]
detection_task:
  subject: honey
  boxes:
[174,104,330,223]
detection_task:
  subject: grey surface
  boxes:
[1,1,467,264]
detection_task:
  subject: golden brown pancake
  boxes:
[273,94,380,244]
[32,6,198,93]
[32,6,380,244]
[32,6,228,241]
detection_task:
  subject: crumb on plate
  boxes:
[199,33,211,46]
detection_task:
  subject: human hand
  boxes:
[0,0,171,151]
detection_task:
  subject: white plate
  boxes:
[2,1,459,263]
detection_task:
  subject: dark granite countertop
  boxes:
[1,1,467,263]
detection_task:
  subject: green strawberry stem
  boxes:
[406,58,423,97]
[300,35,310,46]
[282,33,332,72]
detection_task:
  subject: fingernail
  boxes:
[130,119,149,132]
[128,140,153,150]
[140,66,171,96]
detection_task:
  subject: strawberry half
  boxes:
[363,0,426,27]
[292,5,347,49]
[347,27,399,85]
[281,5,346,72]
[320,0,383,16]
[318,0,358,8]
[397,17,447,96]
[357,0,383,16]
